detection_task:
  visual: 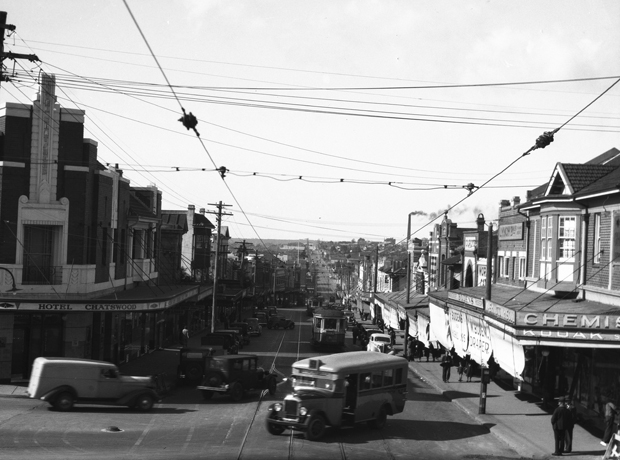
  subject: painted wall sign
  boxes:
[517,312,620,330]
[464,236,477,252]
[485,300,516,324]
[516,329,620,342]
[498,223,523,241]
[448,291,484,309]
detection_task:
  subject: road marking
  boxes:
[130,404,160,452]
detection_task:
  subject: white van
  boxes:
[28,357,160,411]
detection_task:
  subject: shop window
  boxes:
[558,216,576,259]
[498,256,504,277]
[518,257,526,280]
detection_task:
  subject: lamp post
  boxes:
[0,267,21,294]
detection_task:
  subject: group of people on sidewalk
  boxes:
[439,349,476,383]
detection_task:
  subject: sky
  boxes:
[1,0,619,244]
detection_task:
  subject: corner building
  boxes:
[428,147,620,428]
[0,74,206,383]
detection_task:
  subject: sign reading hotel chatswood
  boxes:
[516,312,620,342]
[448,291,483,309]
[498,223,523,241]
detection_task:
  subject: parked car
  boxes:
[253,311,269,327]
[215,329,244,350]
[366,333,393,354]
[267,306,278,317]
[244,317,262,336]
[267,316,295,330]
[177,347,219,383]
[196,354,278,401]
[201,333,239,354]
[229,323,251,346]
[28,357,160,411]
[359,325,383,347]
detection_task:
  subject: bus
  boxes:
[265,351,408,441]
[311,308,346,349]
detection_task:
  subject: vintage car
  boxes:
[177,347,219,383]
[366,333,393,354]
[253,311,269,327]
[244,317,262,336]
[201,333,239,354]
[229,323,251,346]
[196,354,278,401]
[267,306,278,317]
[267,316,295,330]
[28,357,160,411]
[358,325,383,347]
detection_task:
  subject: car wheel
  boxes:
[368,405,388,429]
[53,392,74,411]
[266,411,285,435]
[135,394,154,411]
[186,364,203,381]
[305,413,326,441]
[201,390,214,400]
[230,381,244,402]
[267,376,277,395]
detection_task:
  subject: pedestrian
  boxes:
[564,397,577,453]
[181,325,189,347]
[551,396,571,456]
[352,326,358,345]
[457,357,465,382]
[407,338,416,362]
[601,399,619,446]
[389,327,396,346]
[429,343,436,362]
[440,352,452,382]
[465,357,475,382]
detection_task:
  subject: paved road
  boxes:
[0,308,526,460]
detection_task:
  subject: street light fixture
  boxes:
[0,267,21,294]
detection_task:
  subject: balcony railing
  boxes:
[22,265,63,285]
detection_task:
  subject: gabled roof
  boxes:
[547,163,616,196]
[194,213,215,229]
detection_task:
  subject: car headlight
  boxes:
[299,407,308,416]
[273,403,282,412]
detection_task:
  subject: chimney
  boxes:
[476,213,485,232]
[200,208,206,215]
[188,204,195,212]
[512,196,521,206]
[500,199,510,207]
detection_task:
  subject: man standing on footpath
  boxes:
[601,399,619,447]
[551,397,572,456]
[181,325,190,348]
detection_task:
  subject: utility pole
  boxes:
[0,12,39,88]
[206,201,232,333]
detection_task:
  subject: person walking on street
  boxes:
[457,357,465,382]
[429,343,436,362]
[389,327,396,347]
[352,326,358,345]
[601,399,619,446]
[440,352,452,382]
[181,326,189,348]
[551,397,572,456]
[564,398,577,453]
[465,357,475,382]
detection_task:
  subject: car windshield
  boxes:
[375,336,390,343]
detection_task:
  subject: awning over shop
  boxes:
[489,326,525,379]
[430,301,453,351]
[417,314,430,347]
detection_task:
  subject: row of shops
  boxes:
[369,284,620,428]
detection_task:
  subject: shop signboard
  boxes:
[466,315,492,364]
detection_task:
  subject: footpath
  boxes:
[0,314,611,459]
[350,312,608,460]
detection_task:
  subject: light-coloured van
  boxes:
[28,357,160,411]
